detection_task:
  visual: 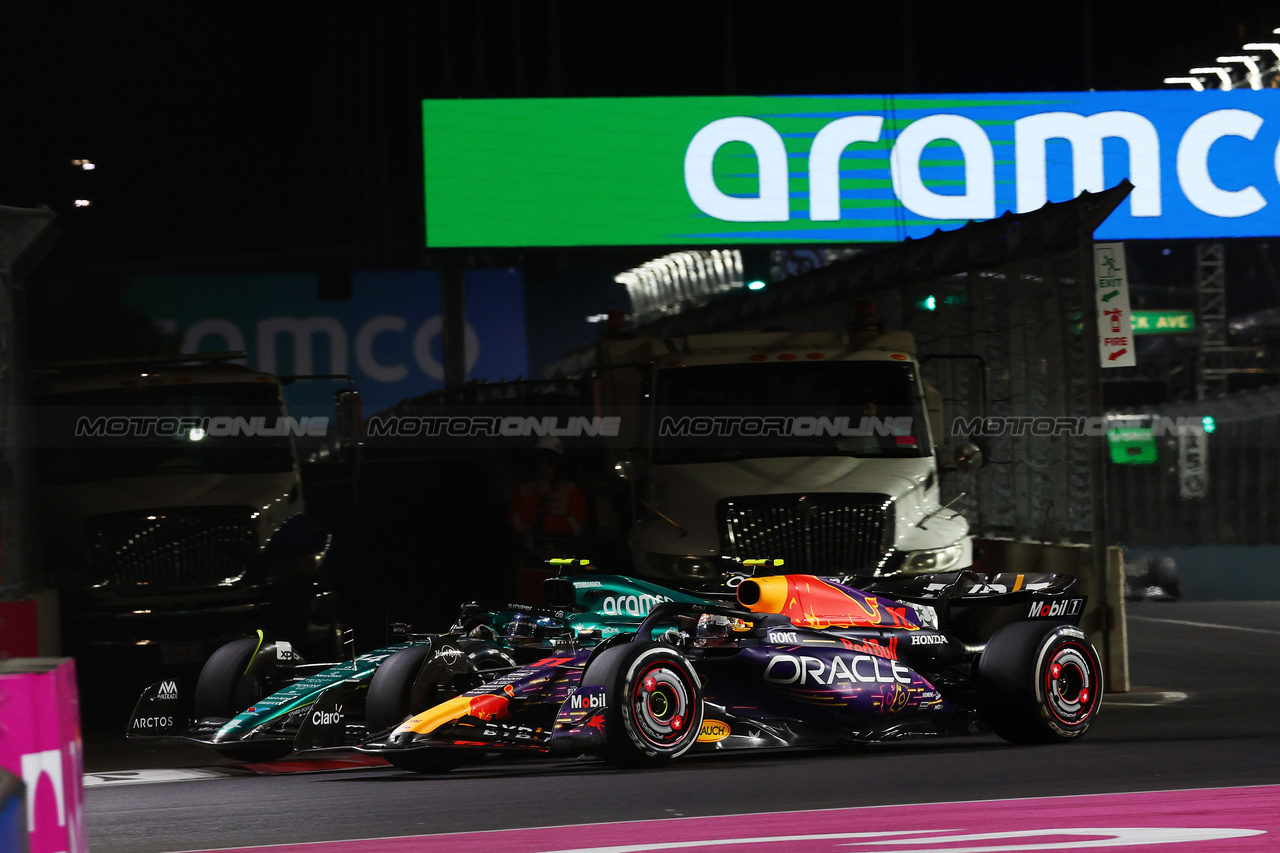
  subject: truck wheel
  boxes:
[591,642,703,767]
[977,621,1103,744]
[366,640,514,773]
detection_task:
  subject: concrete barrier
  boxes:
[0,658,85,853]
[971,539,1130,693]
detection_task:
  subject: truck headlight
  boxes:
[645,553,719,581]
[904,543,964,573]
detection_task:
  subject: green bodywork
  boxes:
[542,574,708,638]
[211,574,709,744]
[212,642,417,742]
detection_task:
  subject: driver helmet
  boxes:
[694,613,733,646]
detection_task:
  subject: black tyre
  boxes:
[977,621,1104,744]
[586,641,703,768]
[193,638,260,720]
[365,640,514,773]
[195,637,298,762]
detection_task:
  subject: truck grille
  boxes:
[719,493,894,575]
[89,508,259,590]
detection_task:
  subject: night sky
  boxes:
[5,1,1280,277]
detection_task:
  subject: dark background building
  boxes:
[4,1,1280,383]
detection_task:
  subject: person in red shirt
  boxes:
[509,437,586,602]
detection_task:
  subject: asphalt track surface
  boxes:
[85,602,1280,852]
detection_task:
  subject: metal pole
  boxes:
[1079,231,1114,675]
[441,253,467,390]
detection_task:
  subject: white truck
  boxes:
[32,354,358,667]
[595,328,976,587]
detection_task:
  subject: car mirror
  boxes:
[953,442,985,472]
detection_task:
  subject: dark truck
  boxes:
[32,353,359,670]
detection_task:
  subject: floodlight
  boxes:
[1216,55,1262,89]
[1190,67,1233,89]
[1243,43,1280,62]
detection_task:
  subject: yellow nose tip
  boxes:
[395,694,474,737]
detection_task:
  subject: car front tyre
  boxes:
[596,642,703,768]
[194,637,294,762]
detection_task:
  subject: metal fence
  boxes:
[898,256,1095,544]
[740,253,1097,544]
[638,188,1128,547]
[1108,385,1280,546]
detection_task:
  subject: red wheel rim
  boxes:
[630,661,694,748]
[1043,642,1098,726]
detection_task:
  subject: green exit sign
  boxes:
[1132,310,1195,334]
[1108,427,1158,465]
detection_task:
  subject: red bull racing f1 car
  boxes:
[126,573,712,761]
[343,569,1103,770]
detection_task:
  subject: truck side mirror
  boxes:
[334,389,362,445]
[953,442,985,472]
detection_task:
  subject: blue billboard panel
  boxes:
[125,270,528,415]
[706,90,1280,242]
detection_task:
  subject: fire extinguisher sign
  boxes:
[1093,242,1136,369]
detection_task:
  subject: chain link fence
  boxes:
[1107,386,1280,546]
[637,189,1132,548]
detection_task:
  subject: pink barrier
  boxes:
[0,658,86,853]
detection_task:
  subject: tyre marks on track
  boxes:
[170,784,1279,852]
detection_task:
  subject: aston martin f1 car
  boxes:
[126,574,711,760]
[350,570,1103,770]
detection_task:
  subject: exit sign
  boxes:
[1132,310,1195,334]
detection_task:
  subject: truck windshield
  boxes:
[36,383,296,486]
[653,360,929,464]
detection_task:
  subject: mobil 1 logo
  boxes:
[1028,598,1085,619]
[568,687,607,711]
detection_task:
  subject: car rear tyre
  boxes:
[977,621,1103,744]
[591,642,703,768]
[366,640,514,773]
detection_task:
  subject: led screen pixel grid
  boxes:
[423,91,1280,247]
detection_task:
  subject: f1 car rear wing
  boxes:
[863,570,1077,604]
[862,570,1087,634]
